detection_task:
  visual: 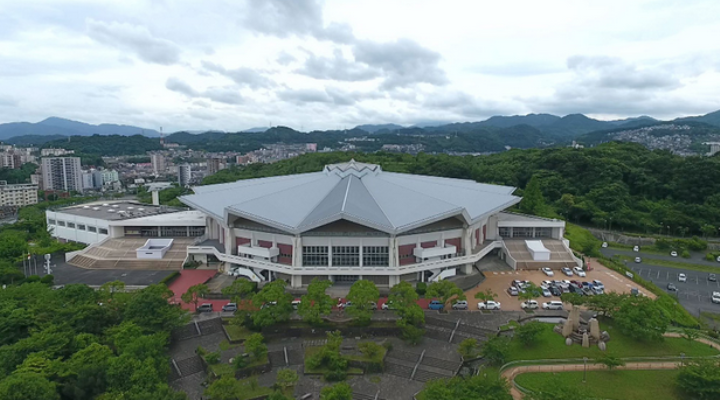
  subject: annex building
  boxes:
[181,161,579,288]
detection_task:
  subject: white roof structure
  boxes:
[180,160,520,234]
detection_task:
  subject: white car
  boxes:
[573,267,586,277]
[635,257,642,263]
[541,280,553,289]
[712,292,720,304]
[541,267,554,277]
[542,301,564,310]
[602,242,608,248]
[561,267,574,276]
[291,299,302,309]
[478,301,501,310]
[452,300,469,310]
[678,273,687,282]
[633,245,639,252]
[521,300,539,310]
[670,251,678,257]
[592,280,604,290]
[541,288,552,297]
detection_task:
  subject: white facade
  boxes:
[0,181,38,207]
[41,157,83,192]
[41,148,74,157]
[151,154,166,176]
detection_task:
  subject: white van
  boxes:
[542,301,564,310]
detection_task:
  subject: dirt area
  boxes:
[464,259,656,311]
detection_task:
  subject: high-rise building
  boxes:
[41,157,83,192]
[178,164,192,186]
[0,181,38,206]
[101,169,119,185]
[151,154,166,176]
[0,153,22,169]
[207,157,224,175]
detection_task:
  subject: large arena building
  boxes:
[179,160,579,288]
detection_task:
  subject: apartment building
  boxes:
[41,157,83,192]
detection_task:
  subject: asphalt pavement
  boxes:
[601,247,720,317]
[31,254,174,287]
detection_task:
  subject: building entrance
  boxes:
[333,275,359,285]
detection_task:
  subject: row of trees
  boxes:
[0,281,189,400]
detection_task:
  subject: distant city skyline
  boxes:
[1,0,719,132]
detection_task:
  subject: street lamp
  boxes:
[583,356,588,383]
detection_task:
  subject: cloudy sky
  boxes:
[1,0,719,132]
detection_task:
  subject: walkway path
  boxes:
[502,332,720,400]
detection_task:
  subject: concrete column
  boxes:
[463,226,473,256]
[294,236,303,267]
[461,263,473,274]
[158,226,161,237]
[290,274,302,289]
[327,239,332,267]
[224,225,234,254]
[388,275,400,286]
[390,236,398,268]
[359,239,363,267]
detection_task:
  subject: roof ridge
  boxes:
[226,173,331,210]
[341,175,352,212]
[382,171,515,194]
[296,175,348,228]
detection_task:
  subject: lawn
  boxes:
[608,242,670,256]
[617,255,720,274]
[208,354,269,377]
[505,319,719,361]
[225,324,253,341]
[515,370,681,400]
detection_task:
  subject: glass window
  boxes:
[362,246,389,266]
[99,228,108,235]
[48,219,56,225]
[499,227,511,238]
[88,226,97,233]
[512,227,534,238]
[189,226,206,236]
[332,246,360,266]
[302,246,328,266]
[57,221,66,227]
[77,224,86,230]
[534,227,552,237]
[67,222,75,228]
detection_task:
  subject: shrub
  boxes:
[232,355,247,370]
[160,271,181,285]
[681,249,691,258]
[358,342,383,359]
[40,274,54,285]
[458,338,478,359]
[516,321,545,346]
[480,336,510,366]
[205,351,220,365]
[415,282,427,296]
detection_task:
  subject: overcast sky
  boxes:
[1,0,719,132]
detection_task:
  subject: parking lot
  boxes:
[628,262,720,316]
[465,261,653,311]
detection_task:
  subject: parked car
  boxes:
[602,242,608,248]
[717,255,720,263]
[634,257,642,263]
[591,286,604,295]
[521,300,539,309]
[512,280,529,289]
[542,301,564,310]
[592,280,605,290]
[679,273,687,282]
[670,251,678,257]
[541,288,552,297]
[428,300,445,310]
[541,280,553,289]
[712,292,720,304]
[581,287,594,296]
[549,286,562,296]
[667,283,678,291]
[633,245,639,252]
[709,274,717,282]
[573,267,586,277]
[507,287,519,296]
[381,300,397,310]
[222,302,237,312]
[340,301,377,310]
[478,301,501,310]
[569,285,584,295]
[452,300,469,310]
[291,299,302,310]
[561,267,574,276]
[197,303,213,312]
[261,301,277,309]
[541,267,554,277]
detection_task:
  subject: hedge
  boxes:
[160,271,181,286]
[598,255,699,328]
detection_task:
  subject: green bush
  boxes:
[40,274,54,285]
[160,271,181,286]
[415,282,427,296]
[681,249,691,258]
[205,351,221,365]
[706,252,720,262]
[564,223,601,257]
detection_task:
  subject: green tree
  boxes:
[676,358,720,400]
[420,373,512,400]
[358,341,383,359]
[389,281,425,342]
[480,336,510,366]
[345,280,380,325]
[0,372,59,400]
[298,278,333,325]
[458,338,478,359]
[518,283,542,304]
[594,353,625,371]
[244,333,267,362]
[426,280,465,308]
[560,292,585,309]
[520,175,546,215]
[614,296,669,341]
[701,224,716,238]
[320,382,353,400]
[681,328,700,342]
[583,292,628,316]
[251,280,293,328]
[180,283,209,311]
[0,231,28,261]
[276,368,298,390]
[515,321,544,346]
[221,279,256,302]
[474,288,497,303]
[124,284,187,332]
[204,375,242,400]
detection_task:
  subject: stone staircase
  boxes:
[175,355,204,377]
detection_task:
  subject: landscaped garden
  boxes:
[505,319,719,361]
[515,370,681,400]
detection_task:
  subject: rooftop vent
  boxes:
[138,208,145,211]
[107,209,115,213]
[92,207,100,211]
[102,203,109,207]
[112,205,119,208]
[127,206,134,210]
[83,206,90,209]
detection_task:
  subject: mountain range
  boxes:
[0,117,160,142]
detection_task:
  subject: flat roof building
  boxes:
[0,181,38,207]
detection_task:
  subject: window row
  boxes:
[48,220,107,234]
[499,226,553,238]
[301,246,389,266]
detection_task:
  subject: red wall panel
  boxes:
[421,241,437,248]
[445,237,461,252]
[398,244,415,266]
[257,240,273,248]
[277,243,293,265]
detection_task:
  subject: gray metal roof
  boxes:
[180,161,520,234]
[53,201,184,221]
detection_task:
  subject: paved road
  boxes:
[33,254,174,287]
[600,248,720,266]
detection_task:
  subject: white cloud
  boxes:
[0,0,718,130]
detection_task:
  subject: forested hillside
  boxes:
[203,143,720,237]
